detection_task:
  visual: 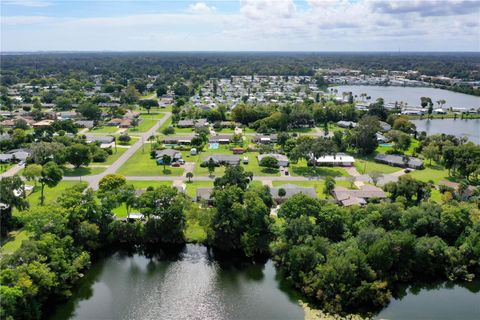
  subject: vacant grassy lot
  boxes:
[116,146,184,176]
[63,166,106,177]
[354,157,400,175]
[157,117,173,132]
[92,147,127,166]
[408,163,449,184]
[128,119,157,133]
[89,126,118,134]
[290,159,349,178]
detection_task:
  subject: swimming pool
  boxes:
[379,143,393,147]
[209,143,219,149]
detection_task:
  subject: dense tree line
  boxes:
[2,53,479,87]
[271,194,480,315]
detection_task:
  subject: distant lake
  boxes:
[412,119,480,144]
[334,85,480,109]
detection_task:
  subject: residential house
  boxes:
[270,184,316,202]
[209,134,233,144]
[74,120,95,129]
[177,118,208,128]
[438,180,477,199]
[155,149,182,164]
[196,188,214,203]
[337,121,357,128]
[315,154,355,167]
[203,155,240,166]
[374,153,424,169]
[57,111,78,120]
[333,185,387,207]
[257,153,289,167]
[85,135,115,148]
[252,134,278,144]
[162,134,195,145]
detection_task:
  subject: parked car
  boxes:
[284,169,289,176]
[172,162,181,167]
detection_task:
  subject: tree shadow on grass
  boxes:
[63,167,94,177]
[260,168,280,175]
[291,166,345,177]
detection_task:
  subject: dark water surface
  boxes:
[50,244,480,320]
[49,244,304,320]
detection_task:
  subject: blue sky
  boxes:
[1,0,479,51]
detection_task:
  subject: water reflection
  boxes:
[49,244,304,320]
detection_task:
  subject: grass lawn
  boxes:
[116,146,184,176]
[93,147,127,165]
[185,220,207,243]
[63,166,106,177]
[408,162,449,184]
[272,180,326,199]
[288,127,314,133]
[22,181,88,210]
[249,180,264,188]
[127,180,173,189]
[355,157,400,175]
[290,159,349,178]
[90,126,118,134]
[1,229,29,254]
[242,152,280,176]
[193,162,226,178]
[128,119,157,133]
[139,112,165,119]
[157,117,173,132]
[430,189,443,203]
[173,127,195,134]
[213,128,235,133]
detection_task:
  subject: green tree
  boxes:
[137,186,186,243]
[161,154,171,171]
[78,102,102,121]
[278,188,286,200]
[350,115,380,155]
[259,156,279,168]
[186,172,193,183]
[324,176,336,197]
[65,143,92,168]
[0,176,29,237]
[207,158,216,177]
[22,164,43,187]
[38,161,63,205]
[98,174,126,193]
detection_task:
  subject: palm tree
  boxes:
[186,172,193,183]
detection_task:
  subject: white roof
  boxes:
[316,155,355,163]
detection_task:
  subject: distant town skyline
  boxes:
[1,0,479,52]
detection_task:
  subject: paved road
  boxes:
[0,164,23,178]
[64,112,171,190]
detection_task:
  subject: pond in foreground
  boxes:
[50,244,480,320]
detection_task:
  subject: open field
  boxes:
[116,145,184,176]
[290,159,349,177]
[63,166,106,176]
[128,119,158,133]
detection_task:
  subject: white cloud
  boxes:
[1,0,479,51]
[188,2,216,14]
[1,15,51,25]
[2,0,52,7]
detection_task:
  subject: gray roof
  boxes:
[178,118,208,127]
[155,149,181,159]
[162,134,195,143]
[196,188,213,201]
[333,185,386,206]
[85,134,115,144]
[203,155,240,165]
[271,184,316,199]
[209,134,233,143]
[374,153,423,169]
